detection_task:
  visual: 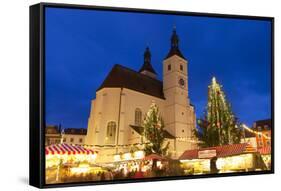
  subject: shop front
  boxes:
[179,143,267,175]
[109,151,170,178]
[45,143,98,184]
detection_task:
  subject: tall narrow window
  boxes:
[135,108,142,126]
[168,64,171,71]
[106,121,116,144]
[180,64,183,71]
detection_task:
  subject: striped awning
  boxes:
[45,144,97,155]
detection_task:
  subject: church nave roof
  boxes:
[97,64,165,99]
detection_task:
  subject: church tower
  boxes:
[139,47,157,79]
[163,28,197,158]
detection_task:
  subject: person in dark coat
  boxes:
[210,157,219,174]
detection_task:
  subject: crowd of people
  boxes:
[46,159,185,184]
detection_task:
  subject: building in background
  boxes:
[46,125,87,146]
[241,130,257,149]
[45,125,61,145]
[253,119,271,149]
[85,29,197,162]
[62,128,87,145]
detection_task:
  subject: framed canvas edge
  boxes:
[30,3,44,188]
[29,2,275,189]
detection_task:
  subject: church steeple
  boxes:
[144,46,151,65]
[171,28,179,48]
[165,28,185,59]
[139,47,157,78]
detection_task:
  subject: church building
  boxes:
[85,29,197,162]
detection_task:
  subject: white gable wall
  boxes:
[85,53,197,162]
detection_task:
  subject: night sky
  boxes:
[45,7,272,129]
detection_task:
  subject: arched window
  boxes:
[106,121,116,144]
[135,108,142,126]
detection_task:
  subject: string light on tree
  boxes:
[194,77,241,147]
[143,102,169,156]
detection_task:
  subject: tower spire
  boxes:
[139,46,157,78]
[171,28,179,49]
[165,28,185,59]
[144,46,151,65]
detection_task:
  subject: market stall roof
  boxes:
[258,146,271,155]
[143,153,169,161]
[179,143,255,160]
[45,143,98,155]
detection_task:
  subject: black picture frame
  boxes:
[30,2,274,189]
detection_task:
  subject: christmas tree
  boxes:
[143,103,169,156]
[195,77,241,147]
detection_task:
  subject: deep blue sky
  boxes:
[45,7,272,129]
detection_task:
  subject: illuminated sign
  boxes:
[198,150,216,159]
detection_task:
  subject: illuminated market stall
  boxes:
[45,144,99,184]
[179,143,267,174]
[142,153,169,170]
[112,151,145,174]
[109,151,170,176]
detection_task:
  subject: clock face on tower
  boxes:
[178,78,185,87]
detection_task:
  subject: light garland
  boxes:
[79,142,150,149]
[79,136,202,148]
[241,124,271,140]
[176,137,202,143]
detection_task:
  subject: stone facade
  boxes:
[85,29,197,162]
